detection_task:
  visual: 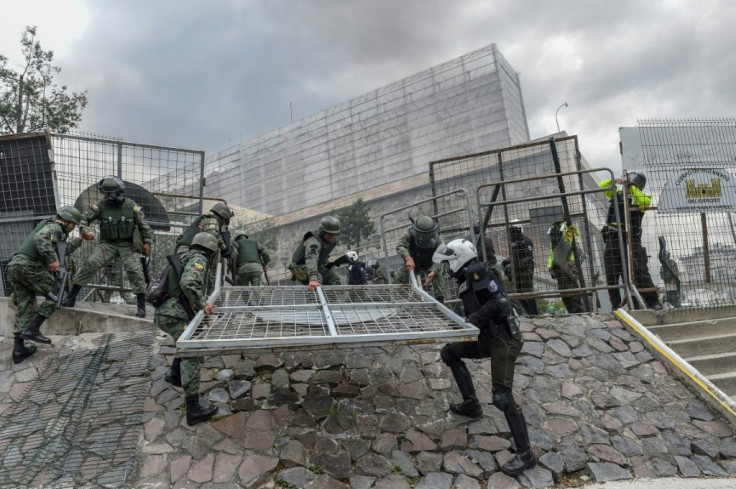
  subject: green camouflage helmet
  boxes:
[233,229,248,241]
[210,202,234,222]
[191,232,219,254]
[57,205,83,225]
[319,216,341,234]
[414,215,437,233]
[98,176,126,193]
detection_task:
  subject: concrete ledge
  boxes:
[630,306,736,326]
[0,297,152,337]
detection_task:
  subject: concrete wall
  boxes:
[205,44,529,220]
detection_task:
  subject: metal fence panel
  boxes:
[0,132,205,303]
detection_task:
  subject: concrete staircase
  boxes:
[633,309,736,400]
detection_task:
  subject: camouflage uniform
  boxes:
[395,228,446,300]
[232,237,270,286]
[154,249,210,396]
[289,230,341,286]
[176,213,228,294]
[7,219,82,334]
[72,198,153,294]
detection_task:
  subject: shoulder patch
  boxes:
[488,280,499,293]
[193,262,205,271]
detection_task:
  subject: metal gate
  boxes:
[0,132,206,300]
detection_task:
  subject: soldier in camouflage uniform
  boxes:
[175,202,233,295]
[289,216,341,291]
[395,216,446,302]
[155,232,219,426]
[7,206,89,363]
[231,230,270,286]
[62,176,153,317]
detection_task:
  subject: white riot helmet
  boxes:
[346,250,358,263]
[432,238,477,274]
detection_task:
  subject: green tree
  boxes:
[0,26,88,134]
[333,198,376,249]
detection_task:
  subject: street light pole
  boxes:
[555,102,568,133]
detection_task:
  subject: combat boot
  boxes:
[12,334,37,364]
[135,293,146,318]
[20,314,51,344]
[501,404,537,477]
[448,363,483,418]
[165,358,182,387]
[185,395,217,426]
[61,284,82,308]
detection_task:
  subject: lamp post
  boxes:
[555,102,568,133]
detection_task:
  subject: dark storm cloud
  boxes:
[42,0,736,171]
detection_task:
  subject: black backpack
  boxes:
[145,254,184,307]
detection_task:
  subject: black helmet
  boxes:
[98,176,126,194]
[319,216,341,234]
[191,232,219,254]
[412,215,439,249]
[211,202,234,223]
[57,205,83,225]
[629,172,646,191]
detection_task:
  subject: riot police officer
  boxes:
[502,219,538,315]
[395,215,446,302]
[289,216,341,291]
[433,238,536,477]
[62,176,153,317]
[7,206,87,362]
[599,172,661,310]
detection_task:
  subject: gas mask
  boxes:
[104,191,125,207]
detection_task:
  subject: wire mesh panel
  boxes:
[622,119,736,310]
[427,137,622,314]
[177,284,478,356]
[0,132,206,303]
[0,327,155,488]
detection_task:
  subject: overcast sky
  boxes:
[3,0,735,173]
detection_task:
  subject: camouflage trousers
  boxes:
[289,264,341,286]
[7,255,56,334]
[395,263,446,301]
[237,262,265,286]
[73,242,147,294]
[154,312,202,396]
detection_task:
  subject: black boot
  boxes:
[20,314,51,344]
[61,284,82,308]
[136,293,146,318]
[501,404,537,477]
[165,358,182,387]
[448,363,483,418]
[185,395,217,426]
[12,334,37,364]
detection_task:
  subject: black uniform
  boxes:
[440,259,535,475]
[601,184,659,310]
[504,229,538,315]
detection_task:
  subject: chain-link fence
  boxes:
[0,132,206,303]
[622,119,736,310]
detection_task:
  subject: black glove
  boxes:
[221,248,232,259]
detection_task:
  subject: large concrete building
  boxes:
[204,44,530,225]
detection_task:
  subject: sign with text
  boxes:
[659,168,736,213]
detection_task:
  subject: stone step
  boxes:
[648,317,736,342]
[666,332,736,358]
[707,372,736,398]
[684,351,736,377]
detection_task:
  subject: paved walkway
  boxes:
[1,313,735,488]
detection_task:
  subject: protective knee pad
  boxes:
[492,387,516,412]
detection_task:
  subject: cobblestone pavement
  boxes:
[1,313,735,488]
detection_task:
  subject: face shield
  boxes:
[413,228,439,249]
[104,191,125,206]
[432,239,476,274]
